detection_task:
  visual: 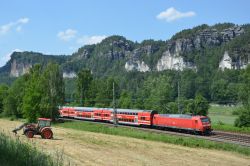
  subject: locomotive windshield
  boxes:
[201,118,210,123]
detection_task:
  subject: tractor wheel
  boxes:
[25,131,34,138]
[41,129,53,139]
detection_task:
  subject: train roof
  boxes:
[61,106,155,113]
[115,108,154,113]
[62,106,96,112]
[158,114,209,119]
[159,114,193,119]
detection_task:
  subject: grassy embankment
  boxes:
[0,132,62,166]
[55,121,250,156]
[208,105,250,133]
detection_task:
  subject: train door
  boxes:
[192,119,198,130]
[150,111,158,126]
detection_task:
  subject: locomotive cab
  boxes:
[199,117,212,135]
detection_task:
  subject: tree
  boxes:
[22,63,65,122]
[191,94,210,116]
[165,102,178,114]
[235,107,250,127]
[94,77,119,107]
[3,75,28,118]
[76,69,93,106]
[235,65,250,127]
[0,84,8,114]
[3,93,17,117]
[40,63,64,119]
[118,90,133,108]
[22,65,43,122]
[142,75,172,113]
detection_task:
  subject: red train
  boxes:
[59,107,212,135]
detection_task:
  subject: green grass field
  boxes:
[208,105,250,133]
[55,121,250,156]
[208,105,238,125]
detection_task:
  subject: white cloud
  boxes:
[0,17,29,35]
[57,29,77,42]
[77,35,107,45]
[0,49,23,67]
[156,7,196,22]
[17,18,29,24]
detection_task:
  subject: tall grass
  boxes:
[212,124,250,134]
[208,105,250,133]
[208,105,238,125]
[55,121,250,156]
[0,132,62,166]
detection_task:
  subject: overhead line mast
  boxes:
[113,82,118,126]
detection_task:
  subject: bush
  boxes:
[232,109,239,115]
[217,120,225,125]
[234,107,250,127]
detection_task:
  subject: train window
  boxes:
[140,117,146,120]
[201,118,210,123]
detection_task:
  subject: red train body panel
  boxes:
[58,106,212,134]
[152,114,211,133]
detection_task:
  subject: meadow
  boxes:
[208,105,250,133]
[55,120,250,156]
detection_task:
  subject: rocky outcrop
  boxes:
[219,51,232,71]
[221,26,244,42]
[10,59,32,77]
[63,72,76,78]
[219,50,250,70]
[125,60,150,72]
[168,26,244,55]
[156,51,196,71]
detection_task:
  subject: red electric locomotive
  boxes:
[152,114,212,135]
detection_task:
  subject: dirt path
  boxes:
[0,119,250,166]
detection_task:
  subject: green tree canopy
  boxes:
[40,63,64,119]
[0,84,9,114]
[76,69,93,106]
[235,65,250,127]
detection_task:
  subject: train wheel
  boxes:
[193,131,199,135]
[25,131,34,138]
[41,129,53,139]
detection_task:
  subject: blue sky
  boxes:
[0,0,250,67]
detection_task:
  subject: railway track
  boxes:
[209,131,250,147]
[58,117,250,148]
